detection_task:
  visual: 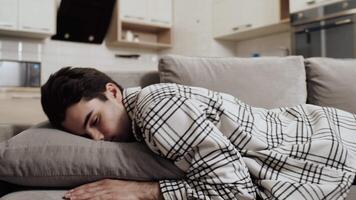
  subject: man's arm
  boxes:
[140,96,256,200]
[64,179,163,200]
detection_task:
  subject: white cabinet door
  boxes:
[239,0,266,29]
[120,0,148,22]
[149,0,172,26]
[213,0,280,37]
[213,0,243,37]
[253,0,280,28]
[0,0,18,31]
[18,0,56,34]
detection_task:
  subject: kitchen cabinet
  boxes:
[0,0,18,31]
[107,0,172,49]
[18,0,56,34]
[213,0,243,37]
[289,0,344,13]
[120,0,172,27]
[148,0,172,26]
[120,0,147,22]
[213,0,288,41]
[0,0,56,38]
[246,1,280,29]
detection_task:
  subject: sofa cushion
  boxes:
[0,122,184,187]
[159,55,307,109]
[306,57,356,114]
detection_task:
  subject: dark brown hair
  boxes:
[41,67,123,129]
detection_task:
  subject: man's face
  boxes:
[62,83,133,142]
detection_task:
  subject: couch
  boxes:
[1,55,356,199]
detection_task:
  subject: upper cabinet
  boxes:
[0,0,56,38]
[0,0,18,31]
[107,0,172,49]
[213,0,243,37]
[213,0,290,41]
[18,0,56,34]
[289,0,344,13]
[149,0,172,26]
[120,0,172,26]
[120,0,147,22]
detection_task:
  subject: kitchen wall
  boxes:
[164,0,291,58]
[160,0,236,57]
[0,0,239,84]
[163,0,290,58]
[0,0,290,85]
[0,36,159,84]
[41,40,160,80]
[235,32,291,57]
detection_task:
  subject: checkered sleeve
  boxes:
[139,96,257,200]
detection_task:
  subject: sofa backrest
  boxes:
[106,70,160,88]
[159,55,307,109]
[306,57,356,114]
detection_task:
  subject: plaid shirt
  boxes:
[123,83,356,200]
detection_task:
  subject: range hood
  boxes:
[52,0,116,44]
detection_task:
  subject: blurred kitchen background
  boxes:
[0,0,355,125]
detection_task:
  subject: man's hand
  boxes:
[64,179,163,200]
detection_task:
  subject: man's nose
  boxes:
[88,130,104,141]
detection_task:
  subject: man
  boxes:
[41,67,356,200]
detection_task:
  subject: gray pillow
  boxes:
[306,57,356,114]
[159,55,307,109]
[1,190,66,200]
[0,122,184,187]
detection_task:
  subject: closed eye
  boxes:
[91,115,100,127]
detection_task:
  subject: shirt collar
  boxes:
[122,87,143,142]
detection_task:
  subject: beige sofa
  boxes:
[1,55,356,199]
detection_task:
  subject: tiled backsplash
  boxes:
[0,38,42,62]
[0,36,159,85]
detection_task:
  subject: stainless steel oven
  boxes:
[0,60,41,87]
[291,0,356,58]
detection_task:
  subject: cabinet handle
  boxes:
[22,26,36,30]
[22,26,50,31]
[334,19,352,25]
[232,27,239,31]
[306,0,316,5]
[123,15,145,20]
[232,23,252,32]
[151,19,169,24]
[0,23,14,27]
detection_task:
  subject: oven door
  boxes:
[294,21,323,58]
[325,15,355,58]
[293,15,356,58]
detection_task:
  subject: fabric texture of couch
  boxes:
[0,122,183,187]
[159,55,307,108]
[306,57,356,114]
[1,55,356,200]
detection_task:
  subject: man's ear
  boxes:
[105,83,122,101]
